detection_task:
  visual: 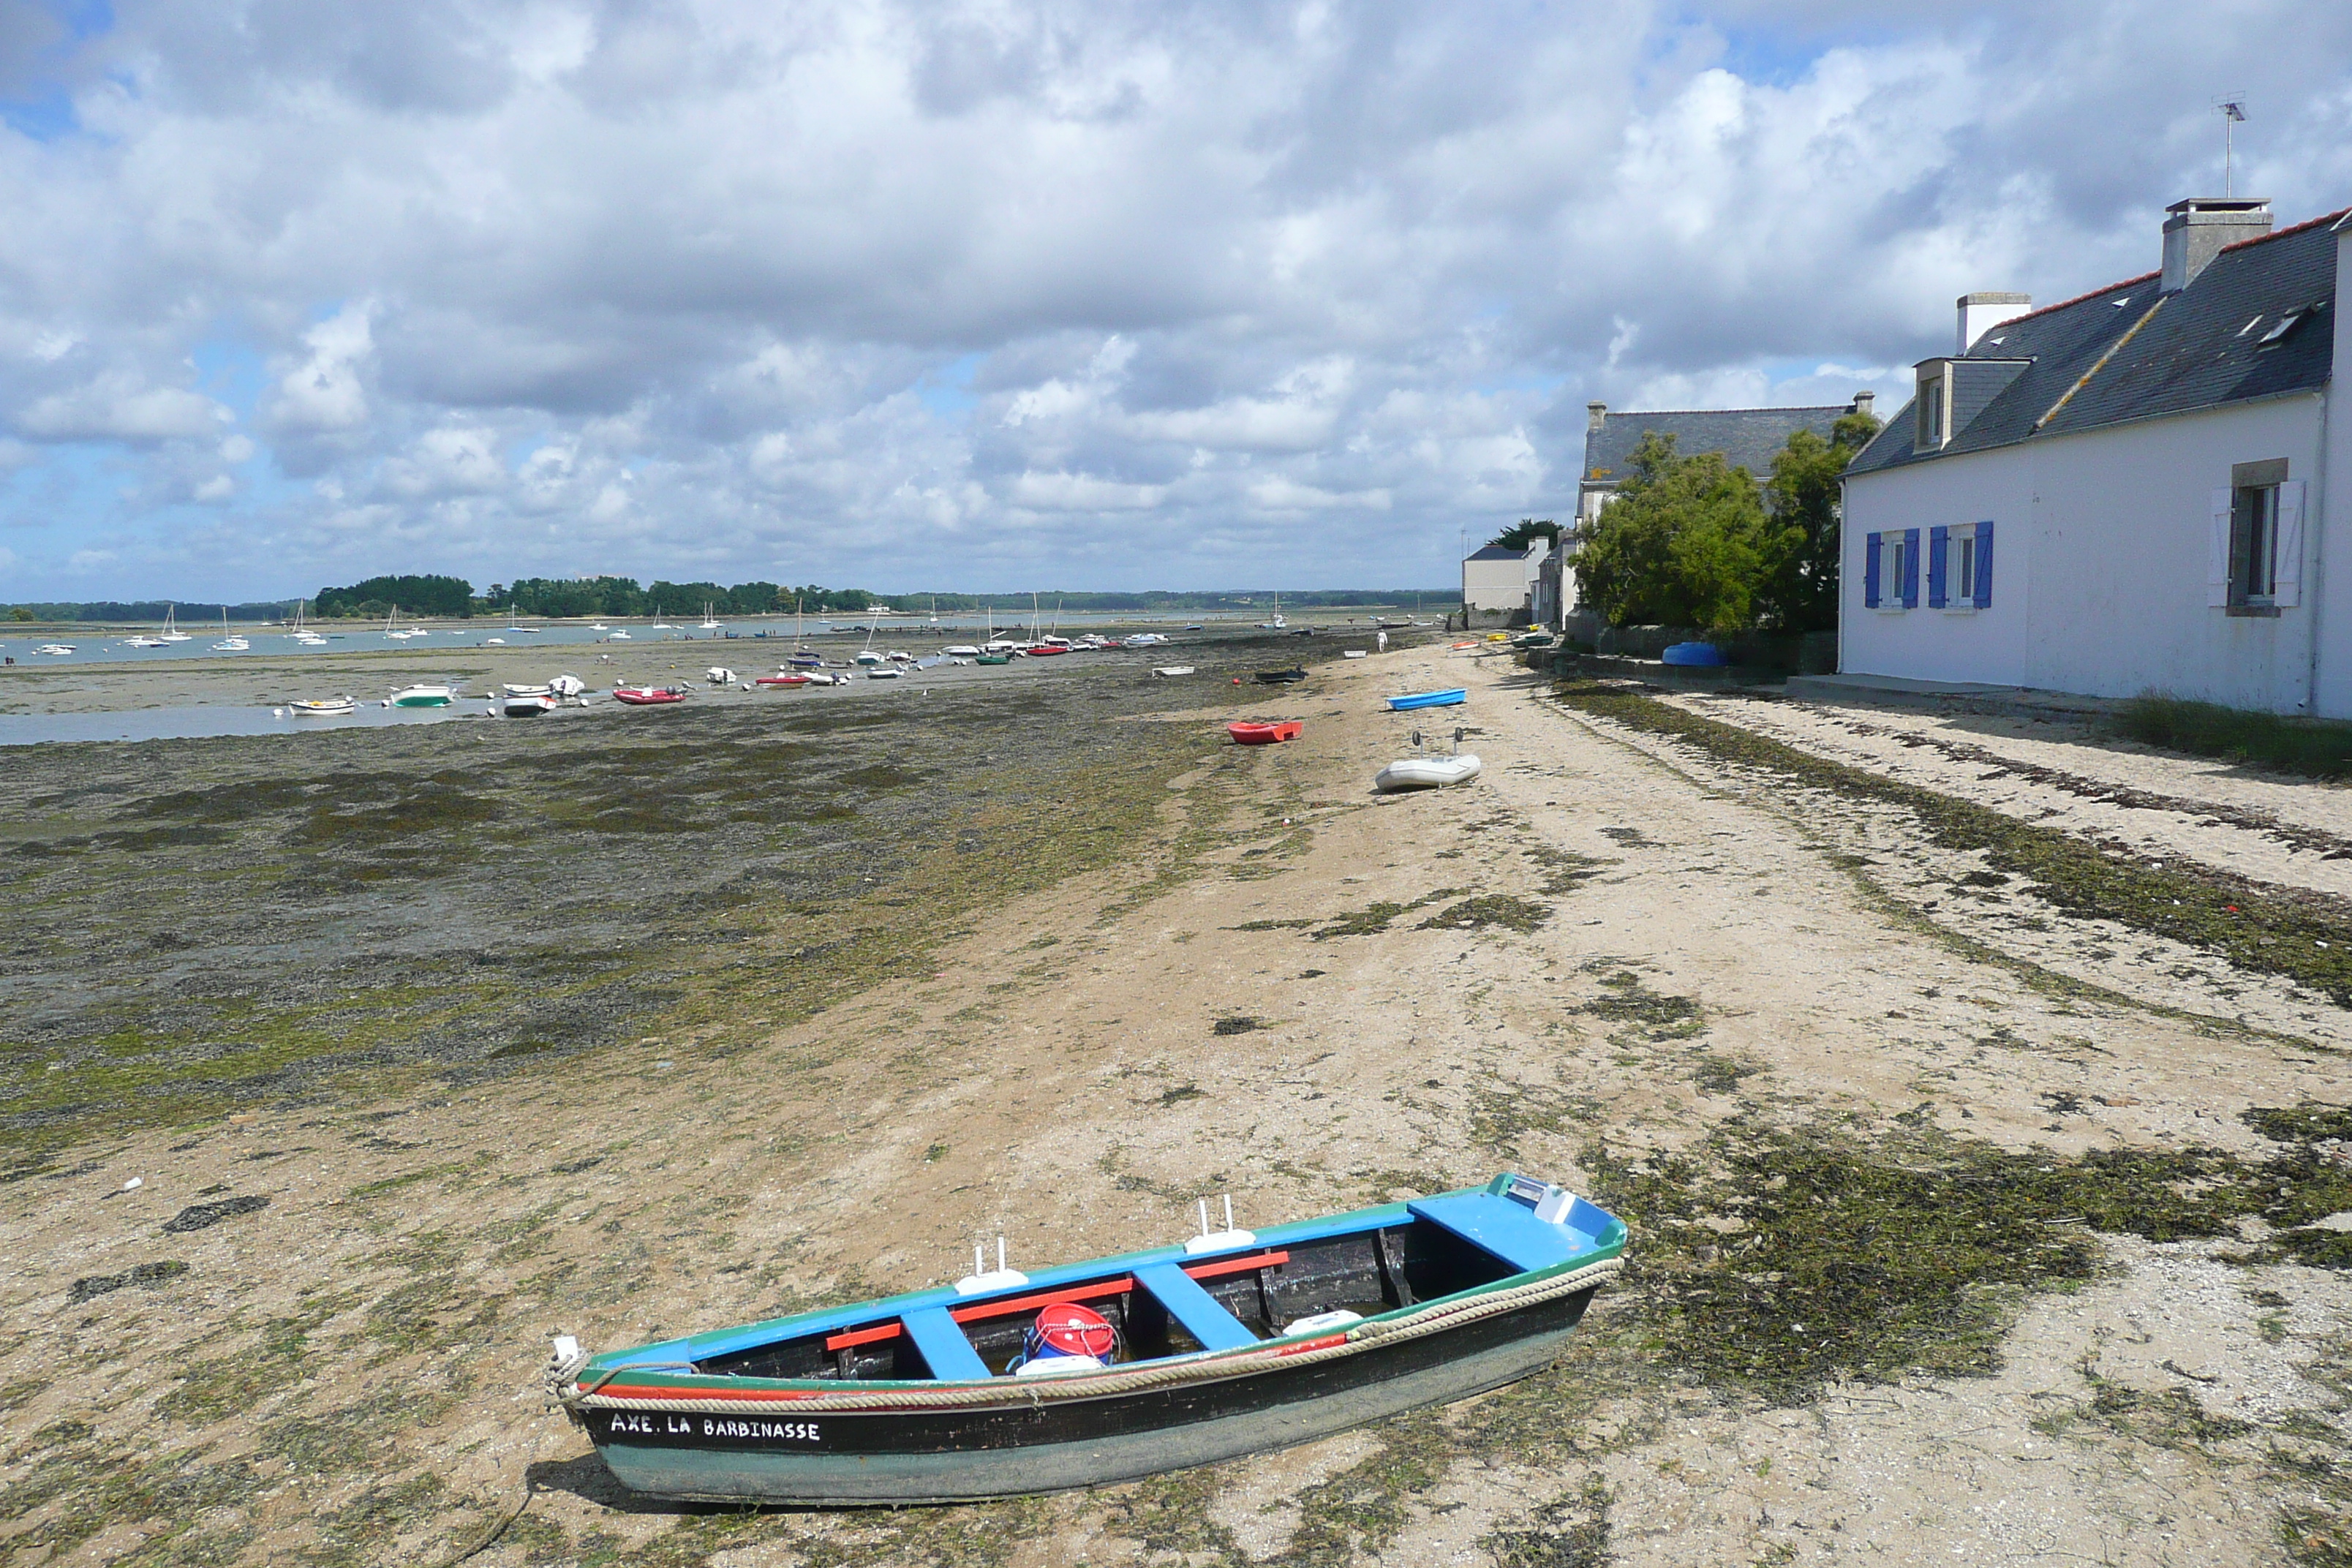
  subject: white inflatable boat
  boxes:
[1374,753,1482,792]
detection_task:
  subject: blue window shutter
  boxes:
[1864,533,1882,608]
[1902,528,1921,608]
[1927,525,1948,608]
[1972,521,1994,608]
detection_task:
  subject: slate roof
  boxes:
[1849,208,2344,476]
[1583,407,1852,485]
[1466,543,1529,562]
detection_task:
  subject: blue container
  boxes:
[1659,643,1727,667]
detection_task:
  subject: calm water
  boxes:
[0,700,503,747]
[0,610,1324,669]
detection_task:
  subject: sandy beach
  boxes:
[3,638,2348,1567]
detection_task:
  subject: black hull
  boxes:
[587,1284,1594,1504]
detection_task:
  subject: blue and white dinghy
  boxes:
[551,1175,1624,1504]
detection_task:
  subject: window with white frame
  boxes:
[1866,527,1921,610]
[2236,483,2279,603]
[1914,364,1949,451]
[1926,521,1994,609]
[2209,460,2302,615]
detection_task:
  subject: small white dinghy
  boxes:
[1375,726,1483,792]
[501,684,558,717]
[288,696,358,717]
[1152,666,1196,678]
[1376,754,1482,792]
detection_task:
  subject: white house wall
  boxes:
[2317,225,2352,716]
[1462,560,1529,613]
[1843,394,2329,712]
[1841,444,2036,687]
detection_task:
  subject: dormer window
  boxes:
[2258,309,2308,346]
[1915,362,1950,450]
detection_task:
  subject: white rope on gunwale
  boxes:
[559,1254,1621,1418]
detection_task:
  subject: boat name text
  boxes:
[607,1412,821,1441]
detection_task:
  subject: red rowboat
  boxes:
[1022,644,1069,657]
[614,685,689,706]
[1228,720,1303,745]
[756,674,813,687]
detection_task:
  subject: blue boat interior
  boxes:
[611,1178,1621,1387]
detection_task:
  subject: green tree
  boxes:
[1487,518,1561,554]
[314,573,474,618]
[1759,409,1882,633]
[1572,433,1770,636]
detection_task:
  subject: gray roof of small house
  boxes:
[1849,206,2345,476]
[1465,543,1529,562]
[1583,407,1850,487]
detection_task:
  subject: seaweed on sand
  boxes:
[1555,681,2352,1005]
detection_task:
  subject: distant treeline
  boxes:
[872,589,1461,611]
[10,581,1462,625]
[6,600,297,623]
[314,574,477,619]
[486,578,878,617]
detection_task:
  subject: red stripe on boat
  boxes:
[823,1277,1142,1351]
[594,1384,834,1402]
[1180,1249,1290,1281]
[806,1253,1291,1358]
[1273,1333,1351,1356]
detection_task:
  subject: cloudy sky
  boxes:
[2,0,2349,600]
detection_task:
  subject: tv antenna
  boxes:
[2212,94,2248,197]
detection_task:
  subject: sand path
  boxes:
[3,646,2347,1566]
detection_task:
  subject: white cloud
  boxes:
[0,1,2347,597]
[265,305,375,434]
[380,426,508,497]
[1007,471,1166,510]
[17,372,227,442]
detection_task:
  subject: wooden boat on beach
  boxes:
[552,1175,1624,1505]
[1228,720,1303,745]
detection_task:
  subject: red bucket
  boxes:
[1024,1302,1116,1364]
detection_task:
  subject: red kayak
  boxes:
[1228,720,1303,745]
[614,685,689,706]
[755,674,813,687]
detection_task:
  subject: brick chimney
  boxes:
[2162,197,2272,293]
[1587,401,1607,431]
[1956,293,2032,354]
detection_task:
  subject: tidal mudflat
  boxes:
[4,637,2349,1567]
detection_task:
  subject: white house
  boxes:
[1463,540,1545,619]
[1842,196,2351,715]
